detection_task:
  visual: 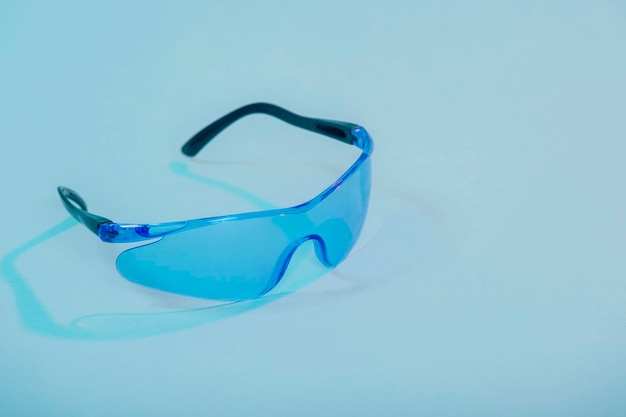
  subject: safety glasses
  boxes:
[58,103,373,301]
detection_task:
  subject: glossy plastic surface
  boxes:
[115,142,371,300]
[57,103,373,301]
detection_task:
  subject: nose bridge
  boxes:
[293,233,329,263]
[266,233,329,291]
[263,212,331,294]
[281,210,329,258]
[281,203,354,262]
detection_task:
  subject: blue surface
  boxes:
[1,1,625,416]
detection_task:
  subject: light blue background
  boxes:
[1,1,625,416]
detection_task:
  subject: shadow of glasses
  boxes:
[1,160,434,340]
[0,161,334,340]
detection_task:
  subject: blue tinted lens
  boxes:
[115,156,371,300]
[307,157,371,266]
[116,216,295,300]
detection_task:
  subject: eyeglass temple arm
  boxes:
[57,103,364,238]
[57,186,112,235]
[181,102,358,157]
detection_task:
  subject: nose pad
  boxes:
[263,235,332,295]
[312,218,354,267]
[312,237,334,267]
